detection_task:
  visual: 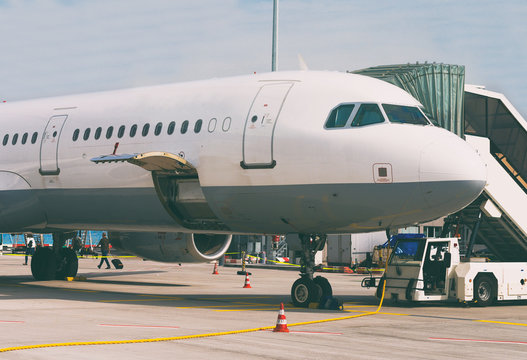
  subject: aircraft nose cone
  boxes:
[419,131,487,212]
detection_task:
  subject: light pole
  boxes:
[271,0,278,71]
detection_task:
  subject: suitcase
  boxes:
[111,258,124,269]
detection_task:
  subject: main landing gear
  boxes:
[31,232,78,281]
[290,234,333,307]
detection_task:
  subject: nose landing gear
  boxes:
[290,234,333,307]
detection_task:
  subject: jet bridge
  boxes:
[447,86,527,261]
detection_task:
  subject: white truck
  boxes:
[364,237,527,306]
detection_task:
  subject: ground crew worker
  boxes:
[24,236,35,265]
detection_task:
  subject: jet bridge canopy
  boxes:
[353,63,465,137]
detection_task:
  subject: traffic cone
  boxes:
[273,302,289,332]
[212,261,219,275]
[243,273,252,288]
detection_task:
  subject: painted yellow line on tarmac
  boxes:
[344,309,409,316]
[343,305,376,308]
[100,298,183,303]
[198,296,273,300]
[176,304,262,309]
[215,308,276,312]
[233,302,276,306]
[475,320,527,327]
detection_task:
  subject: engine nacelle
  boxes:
[108,232,232,263]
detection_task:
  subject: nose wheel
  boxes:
[290,234,333,307]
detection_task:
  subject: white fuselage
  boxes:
[0,71,486,234]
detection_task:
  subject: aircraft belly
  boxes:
[33,187,181,232]
[202,180,481,234]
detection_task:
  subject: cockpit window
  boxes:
[382,104,430,125]
[325,104,355,128]
[351,104,384,127]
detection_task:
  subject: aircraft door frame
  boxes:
[39,114,68,176]
[241,82,294,169]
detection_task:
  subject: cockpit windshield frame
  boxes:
[382,104,431,126]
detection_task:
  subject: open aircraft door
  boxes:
[241,82,294,169]
[39,114,68,175]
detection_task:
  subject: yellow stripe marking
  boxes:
[198,296,273,300]
[215,308,276,312]
[476,320,527,327]
[99,298,182,303]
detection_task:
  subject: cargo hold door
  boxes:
[241,82,293,169]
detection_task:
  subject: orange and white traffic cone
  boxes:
[212,261,219,275]
[243,273,252,288]
[273,302,289,332]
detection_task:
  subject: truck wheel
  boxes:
[474,275,495,306]
[291,278,322,307]
[31,247,56,281]
[376,275,386,299]
[314,276,333,300]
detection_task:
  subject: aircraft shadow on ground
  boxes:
[0,273,380,313]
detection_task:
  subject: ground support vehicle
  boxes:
[363,237,527,306]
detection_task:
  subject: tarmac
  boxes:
[1,254,527,359]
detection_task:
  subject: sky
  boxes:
[0,0,526,115]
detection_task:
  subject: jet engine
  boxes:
[108,232,232,263]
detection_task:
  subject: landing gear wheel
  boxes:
[313,276,333,301]
[55,248,79,280]
[291,277,323,307]
[474,275,495,306]
[31,247,56,281]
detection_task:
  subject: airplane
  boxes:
[0,70,486,307]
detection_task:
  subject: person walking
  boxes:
[23,236,35,265]
[97,233,111,269]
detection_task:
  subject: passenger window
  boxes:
[208,118,217,133]
[12,133,18,145]
[351,104,385,127]
[142,123,150,137]
[325,104,355,128]
[194,119,203,133]
[130,124,137,137]
[181,120,189,134]
[72,129,80,141]
[154,122,162,136]
[83,128,91,140]
[31,132,38,144]
[106,126,114,139]
[94,127,102,140]
[2,134,8,146]
[21,132,28,144]
[118,125,125,138]
[382,104,430,125]
[167,121,176,135]
[222,117,231,132]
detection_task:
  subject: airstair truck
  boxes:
[367,237,527,306]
